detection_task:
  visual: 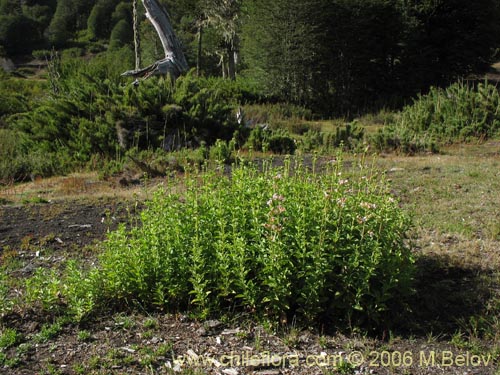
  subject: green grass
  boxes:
[0,328,20,351]
[376,144,500,241]
[34,321,64,343]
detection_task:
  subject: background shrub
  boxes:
[372,81,500,153]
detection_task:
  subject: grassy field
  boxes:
[1,140,500,374]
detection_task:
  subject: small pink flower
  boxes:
[360,202,377,210]
[336,197,346,207]
[357,216,368,224]
[272,193,285,201]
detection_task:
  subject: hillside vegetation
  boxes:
[1,1,500,373]
[1,1,499,182]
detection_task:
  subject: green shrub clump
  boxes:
[373,81,500,153]
[88,157,413,327]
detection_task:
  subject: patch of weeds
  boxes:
[143,317,158,330]
[0,271,14,314]
[114,314,136,330]
[87,355,101,370]
[22,196,49,204]
[39,233,56,246]
[72,363,86,374]
[450,330,484,355]
[138,346,154,366]
[1,354,20,368]
[0,328,21,350]
[426,332,444,344]
[122,354,136,365]
[34,320,63,343]
[254,330,262,352]
[336,359,356,374]
[25,268,62,313]
[94,157,412,328]
[319,335,328,349]
[235,330,249,340]
[0,246,19,267]
[20,235,33,251]
[282,327,300,348]
[155,342,173,357]
[0,328,22,368]
[16,342,32,356]
[77,330,92,342]
[142,330,153,339]
[43,362,62,375]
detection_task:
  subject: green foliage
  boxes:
[47,0,93,47]
[87,0,121,40]
[208,139,232,163]
[328,121,365,150]
[61,260,99,322]
[268,132,296,155]
[34,321,64,343]
[25,268,63,313]
[245,127,296,154]
[241,0,500,114]
[242,0,328,109]
[0,14,42,54]
[0,328,20,351]
[46,0,74,46]
[300,122,365,154]
[1,53,260,181]
[0,271,13,314]
[57,158,413,328]
[372,81,500,153]
[108,19,132,50]
[246,126,266,152]
[242,103,313,126]
[0,129,60,183]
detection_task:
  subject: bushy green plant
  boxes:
[300,129,324,152]
[0,328,20,352]
[209,139,232,164]
[245,127,296,154]
[242,103,314,126]
[25,268,63,313]
[268,133,296,154]
[373,81,500,153]
[62,156,413,328]
[299,122,365,154]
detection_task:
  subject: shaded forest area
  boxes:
[2,0,499,111]
[1,0,500,182]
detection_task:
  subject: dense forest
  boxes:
[1,0,500,181]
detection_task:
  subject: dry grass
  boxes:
[375,141,500,241]
[0,172,160,204]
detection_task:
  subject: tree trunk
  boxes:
[196,23,203,76]
[227,47,236,80]
[121,0,188,80]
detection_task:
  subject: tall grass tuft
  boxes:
[75,155,414,328]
